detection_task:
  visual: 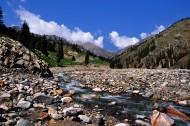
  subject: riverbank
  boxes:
[51,66,190,104]
[0,67,190,126]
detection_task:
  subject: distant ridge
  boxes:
[112,18,190,69]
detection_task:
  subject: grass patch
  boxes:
[38,53,57,67]
[78,52,85,57]
[90,58,108,65]
[60,58,77,65]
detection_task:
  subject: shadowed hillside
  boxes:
[111,18,190,69]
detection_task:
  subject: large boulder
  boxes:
[167,105,190,121]
[33,93,54,105]
[0,37,53,77]
[151,110,175,126]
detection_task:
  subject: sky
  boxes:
[1,0,190,51]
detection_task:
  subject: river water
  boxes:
[57,73,190,125]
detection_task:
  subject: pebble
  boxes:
[133,90,140,94]
[78,115,92,123]
[115,123,129,126]
[135,120,151,126]
[144,92,154,98]
[63,107,83,116]
[61,97,73,103]
[51,114,63,120]
[93,88,102,92]
[15,119,33,126]
[17,100,32,109]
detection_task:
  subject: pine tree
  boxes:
[41,35,48,56]
[35,36,42,50]
[0,7,3,25]
[19,21,30,48]
[85,51,89,65]
[0,7,6,35]
[29,33,35,52]
[71,55,76,61]
[57,41,64,63]
[109,60,115,68]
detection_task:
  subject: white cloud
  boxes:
[109,31,139,49]
[140,32,148,39]
[16,8,104,48]
[94,36,104,48]
[140,25,165,39]
[151,25,165,35]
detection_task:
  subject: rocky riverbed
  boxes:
[0,66,190,126]
[51,66,190,104]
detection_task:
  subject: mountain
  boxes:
[46,35,116,59]
[82,42,116,58]
[112,18,190,69]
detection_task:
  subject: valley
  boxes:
[0,3,190,126]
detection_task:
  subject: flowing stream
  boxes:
[57,73,190,125]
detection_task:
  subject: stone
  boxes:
[18,111,28,117]
[161,82,168,87]
[0,80,4,86]
[8,113,17,118]
[144,92,154,98]
[181,79,187,83]
[151,110,175,126]
[33,103,45,108]
[58,73,64,78]
[81,94,91,99]
[16,119,33,126]
[47,106,57,115]
[109,101,117,105]
[38,112,49,120]
[93,88,102,92]
[69,90,75,95]
[178,100,187,106]
[92,114,104,126]
[61,97,73,103]
[52,114,63,120]
[78,115,92,123]
[56,89,63,95]
[38,78,44,85]
[0,102,12,111]
[167,82,179,87]
[115,123,129,126]
[17,100,32,109]
[64,93,73,97]
[20,79,30,86]
[133,90,140,94]
[5,120,17,125]
[180,94,190,100]
[0,93,11,99]
[136,115,146,119]
[63,107,83,116]
[167,105,190,120]
[15,60,25,67]
[135,120,151,126]
[91,94,100,99]
[33,93,54,105]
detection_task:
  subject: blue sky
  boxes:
[1,0,190,51]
